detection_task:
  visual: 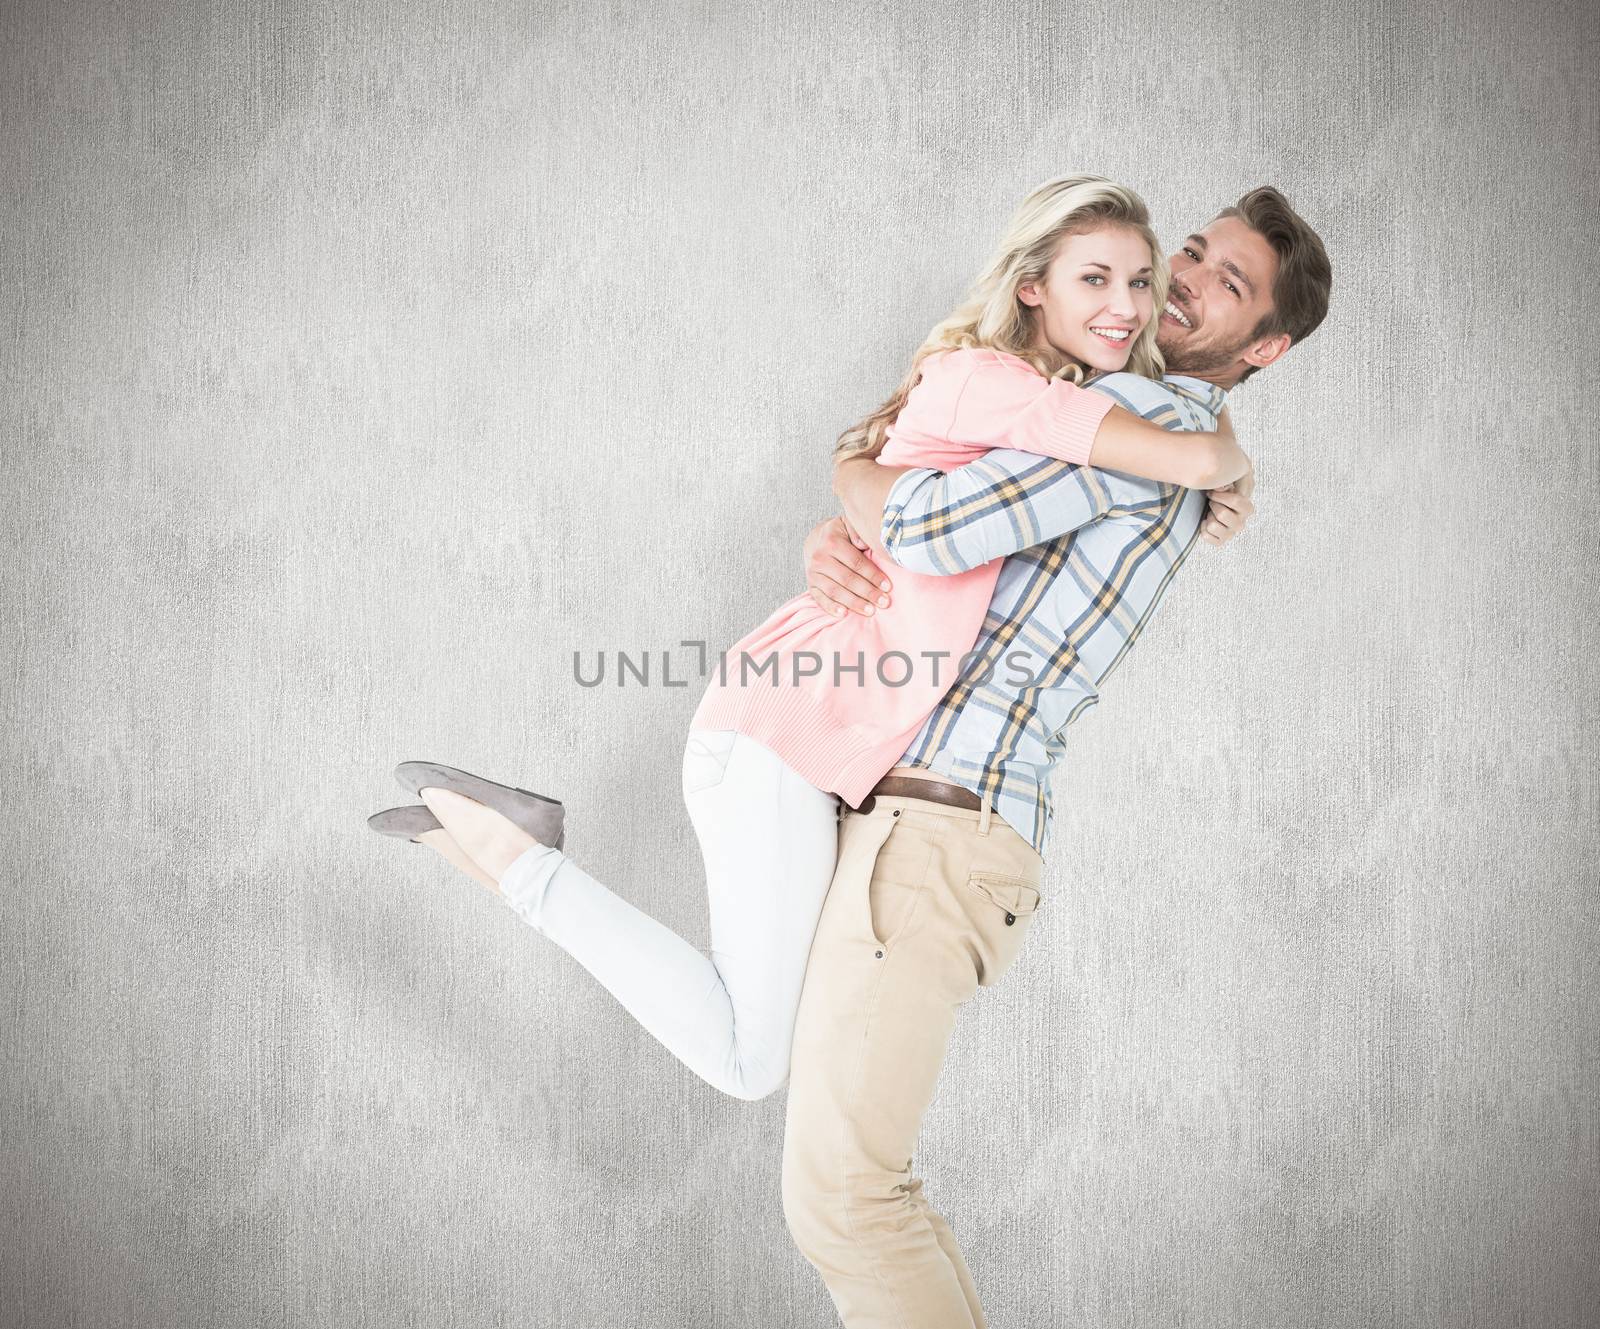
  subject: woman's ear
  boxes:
[1017,280,1043,308]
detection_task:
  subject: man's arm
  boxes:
[859,449,1124,575]
[838,377,1249,576]
[832,455,914,564]
[835,399,1245,545]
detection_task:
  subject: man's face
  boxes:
[1156,215,1284,382]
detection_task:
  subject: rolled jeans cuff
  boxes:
[499,843,565,931]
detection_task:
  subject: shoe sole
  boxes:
[367,805,443,842]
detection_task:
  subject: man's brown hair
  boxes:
[1218,186,1332,381]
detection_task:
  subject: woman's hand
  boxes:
[1200,458,1256,546]
[804,515,892,617]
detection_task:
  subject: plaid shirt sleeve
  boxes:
[879,373,1203,576]
[879,450,1122,575]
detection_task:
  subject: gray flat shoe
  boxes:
[393,760,565,852]
[367,805,443,842]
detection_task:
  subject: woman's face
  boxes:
[1017,224,1156,373]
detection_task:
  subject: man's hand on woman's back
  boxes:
[804,516,892,617]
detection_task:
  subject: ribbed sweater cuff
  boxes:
[1047,387,1116,466]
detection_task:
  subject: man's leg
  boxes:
[781,794,1044,1328]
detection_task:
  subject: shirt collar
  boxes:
[1162,374,1229,416]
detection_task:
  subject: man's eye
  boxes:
[1223,281,1239,296]
[1183,247,1199,260]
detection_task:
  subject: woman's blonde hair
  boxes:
[833,174,1169,461]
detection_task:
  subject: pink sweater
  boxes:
[690,347,1117,806]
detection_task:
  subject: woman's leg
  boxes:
[494,729,839,1101]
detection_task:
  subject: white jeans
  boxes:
[498,728,841,1100]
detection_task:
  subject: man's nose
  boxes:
[1170,273,1196,303]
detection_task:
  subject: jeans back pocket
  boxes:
[682,729,738,795]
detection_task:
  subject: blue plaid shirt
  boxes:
[880,372,1227,857]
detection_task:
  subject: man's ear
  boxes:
[1243,331,1292,372]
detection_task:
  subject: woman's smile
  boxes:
[1018,222,1157,373]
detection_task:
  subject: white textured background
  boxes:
[4,1,1596,1326]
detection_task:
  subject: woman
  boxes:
[367,175,1252,1099]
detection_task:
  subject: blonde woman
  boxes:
[367,175,1251,1100]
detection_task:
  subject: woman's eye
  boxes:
[1083,274,1104,285]
[1131,278,1150,288]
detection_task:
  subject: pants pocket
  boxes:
[682,729,738,796]
[868,873,927,950]
[965,871,1041,924]
[964,871,1042,986]
[865,820,935,949]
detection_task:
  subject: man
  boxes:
[780,187,1333,1328]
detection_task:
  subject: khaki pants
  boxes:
[781,790,1045,1328]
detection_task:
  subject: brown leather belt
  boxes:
[849,774,983,816]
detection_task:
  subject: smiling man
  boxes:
[1160,203,1307,379]
[781,187,1332,1328]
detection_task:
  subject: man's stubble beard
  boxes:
[1158,328,1254,377]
